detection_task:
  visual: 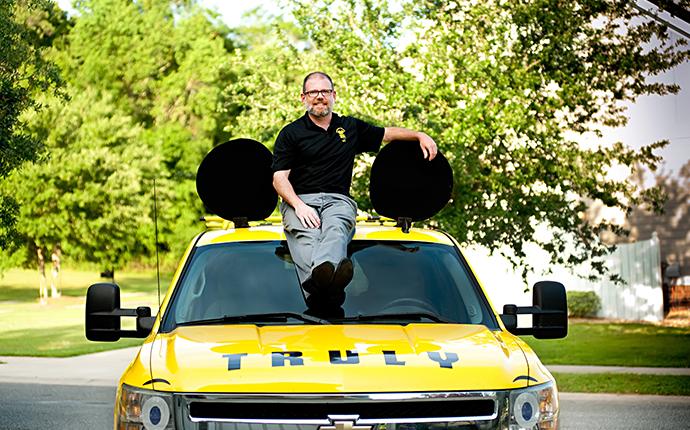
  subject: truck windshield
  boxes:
[161,240,498,330]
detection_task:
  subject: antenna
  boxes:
[153,178,161,308]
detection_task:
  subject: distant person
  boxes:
[272,71,437,315]
[50,245,62,298]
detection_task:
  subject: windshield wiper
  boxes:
[334,312,454,324]
[177,312,330,327]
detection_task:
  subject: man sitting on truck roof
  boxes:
[271,71,438,315]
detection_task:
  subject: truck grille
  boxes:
[188,398,495,422]
[174,391,508,429]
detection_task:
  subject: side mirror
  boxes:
[500,281,568,339]
[85,283,155,342]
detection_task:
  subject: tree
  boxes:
[4,0,237,270]
[0,0,64,250]
[221,16,318,144]
[286,0,689,280]
[4,90,168,272]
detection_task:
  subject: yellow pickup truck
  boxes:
[85,139,567,430]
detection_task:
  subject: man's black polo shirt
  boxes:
[272,112,384,196]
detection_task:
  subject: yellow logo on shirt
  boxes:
[336,127,347,143]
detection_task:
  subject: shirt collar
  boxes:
[302,112,342,131]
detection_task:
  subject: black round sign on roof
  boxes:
[196,139,278,222]
[370,140,453,222]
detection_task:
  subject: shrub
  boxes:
[567,291,601,318]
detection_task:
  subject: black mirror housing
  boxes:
[500,281,568,339]
[85,283,154,342]
[532,281,568,339]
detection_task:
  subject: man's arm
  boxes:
[272,170,321,228]
[383,127,438,160]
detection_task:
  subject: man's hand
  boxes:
[295,202,321,229]
[273,170,321,229]
[383,127,438,160]
[418,132,438,160]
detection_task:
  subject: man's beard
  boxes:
[307,103,331,117]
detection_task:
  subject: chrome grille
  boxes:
[189,399,494,422]
[173,392,510,430]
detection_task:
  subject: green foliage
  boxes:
[567,290,601,317]
[0,0,65,249]
[4,0,235,269]
[4,0,689,279]
[221,17,317,145]
[6,90,169,268]
[287,0,690,280]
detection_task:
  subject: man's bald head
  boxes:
[302,72,334,93]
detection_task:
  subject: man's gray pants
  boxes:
[280,193,357,284]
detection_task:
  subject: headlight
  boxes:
[117,384,175,430]
[509,381,558,430]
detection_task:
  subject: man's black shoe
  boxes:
[301,278,316,295]
[311,261,335,289]
[332,258,353,291]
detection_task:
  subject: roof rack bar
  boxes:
[201,214,399,230]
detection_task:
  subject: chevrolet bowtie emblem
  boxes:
[320,415,372,430]
[319,421,372,430]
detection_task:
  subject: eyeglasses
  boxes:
[304,89,334,98]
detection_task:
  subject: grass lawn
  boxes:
[553,373,690,396]
[523,321,690,368]
[0,268,171,357]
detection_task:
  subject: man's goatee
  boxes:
[309,106,331,117]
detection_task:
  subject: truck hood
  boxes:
[147,324,529,393]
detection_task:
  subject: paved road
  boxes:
[559,392,690,430]
[0,382,114,430]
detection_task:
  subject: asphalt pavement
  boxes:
[2,347,689,387]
